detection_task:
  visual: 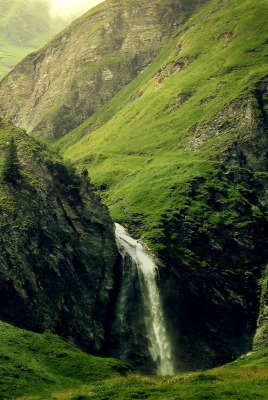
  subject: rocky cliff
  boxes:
[254,265,268,351]
[0,0,207,140]
[0,118,118,353]
[147,78,268,370]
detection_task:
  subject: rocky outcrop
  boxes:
[0,119,118,353]
[0,0,207,140]
[254,265,268,350]
[159,167,268,370]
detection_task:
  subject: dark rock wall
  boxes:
[254,265,268,351]
[160,266,259,371]
[0,122,118,353]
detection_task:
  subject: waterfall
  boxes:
[113,223,174,376]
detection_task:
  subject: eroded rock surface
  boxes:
[0,119,118,353]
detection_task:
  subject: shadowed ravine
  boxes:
[113,223,174,376]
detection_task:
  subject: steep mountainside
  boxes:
[0,0,207,139]
[55,0,268,245]
[0,0,267,372]
[0,0,73,80]
[55,0,267,369]
[0,118,118,353]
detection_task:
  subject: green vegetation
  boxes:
[0,0,267,398]
[56,0,268,257]
[0,320,267,400]
[254,265,268,350]
[0,118,75,189]
[0,321,131,400]
[0,37,35,80]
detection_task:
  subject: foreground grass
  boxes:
[17,350,268,400]
[0,321,131,400]
[1,320,268,400]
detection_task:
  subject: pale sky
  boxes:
[48,0,104,18]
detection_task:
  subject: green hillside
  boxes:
[0,320,132,400]
[58,0,268,256]
[0,0,71,80]
[1,320,268,400]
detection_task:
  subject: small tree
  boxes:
[2,136,21,184]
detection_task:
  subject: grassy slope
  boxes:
[0,321,131,400]
[1,320,267,400]
[0,38,35,81]
[57,0,268,249]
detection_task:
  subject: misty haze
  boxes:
[0,0,104,79]
[47,0,104,18]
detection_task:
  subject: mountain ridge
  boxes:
[58,0,268,247]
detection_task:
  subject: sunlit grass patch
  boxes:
[0,321,132,400]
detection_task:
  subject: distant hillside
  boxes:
[0,0,207,139]
[0,0,74,80]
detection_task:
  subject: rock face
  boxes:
[160,265,259,371]
[254,263,268,351]
[0,0,207,140]
[0,119,118,353]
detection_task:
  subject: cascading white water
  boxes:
[114,223,174,376]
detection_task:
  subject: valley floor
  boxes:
[18,350,268,400]
[1,321,268,400]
